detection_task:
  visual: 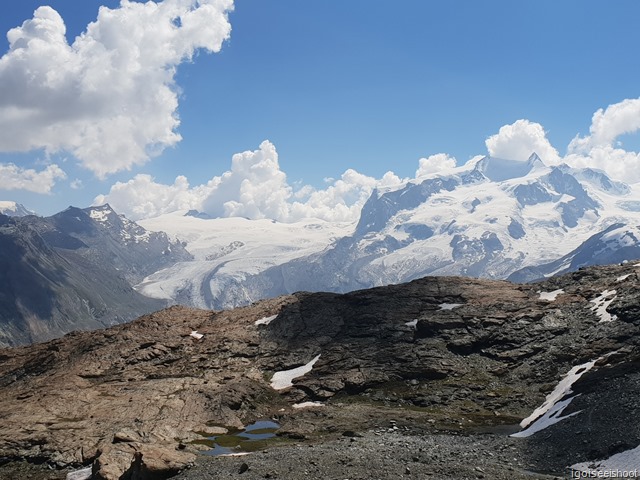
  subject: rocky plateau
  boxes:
[0,263,639,479]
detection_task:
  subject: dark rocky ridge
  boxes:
[0,263,638,479]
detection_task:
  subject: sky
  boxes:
[1,0,640,221]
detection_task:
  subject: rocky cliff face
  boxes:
[0,263,639,479]
[0,205,192,347]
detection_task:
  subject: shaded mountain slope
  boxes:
[0,205,191,347]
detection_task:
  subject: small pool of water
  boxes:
[200,420,280,456]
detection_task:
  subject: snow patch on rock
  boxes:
[590,290,618,323]
[405,319,418,329]
[439,303,463,310]
[571,444,640,475]
[292,401,325,409]
[538,289,564,301]
[255,315,278,326]
[511,358,598,438]
[66,466,93,480]
[271,355,321,390]
[89,209,109,223]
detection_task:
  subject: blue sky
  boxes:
[1,1,640,219]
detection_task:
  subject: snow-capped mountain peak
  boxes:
[0,201,36,217]
[473,155,540,182]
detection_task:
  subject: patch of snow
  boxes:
[89,209,109,223]
[255,315,278,326]
[538,289,564,301]
[270,355,321,390]
[66,466,93,480]
[571,444,640,475]
[292,401,325,409]
[133,231,151,243]
[616,274,631,282]
[190,331,204,340]
[510,396,582,438]
[543,258,572,278]
[590,290,618,323]
[439,303,463,310]
[511,358,598,438]
[405,319,418,329]
[635,263,640,267]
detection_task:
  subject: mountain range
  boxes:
[137,153,640,309]
[1,152,640,346]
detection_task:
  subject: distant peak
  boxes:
[184,209,212,220]
[85,204,118,223]
[473,155,535,182]
[527,152,545,168]
[527,152,541,163]
[0,201,36,217]
[90,203,114,212]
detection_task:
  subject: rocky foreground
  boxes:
[0,263,639,479]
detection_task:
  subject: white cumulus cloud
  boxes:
[565,97,640,183]
[486,119,561,164]
[0,163,66,193]
[415,153,457,177]
[96,140,403,222]
[93,173,209,220]
[0,0,233,178]
[202,140,292,220]
[570,98,640,150]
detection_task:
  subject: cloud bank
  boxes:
[415,153,457,178]
[0,163,66,193]
[487,99,640,183]
[95,140,403,222]
[0,0,233,178]
[565,98,640,183]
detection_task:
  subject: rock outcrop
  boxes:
[0,263,639,478]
